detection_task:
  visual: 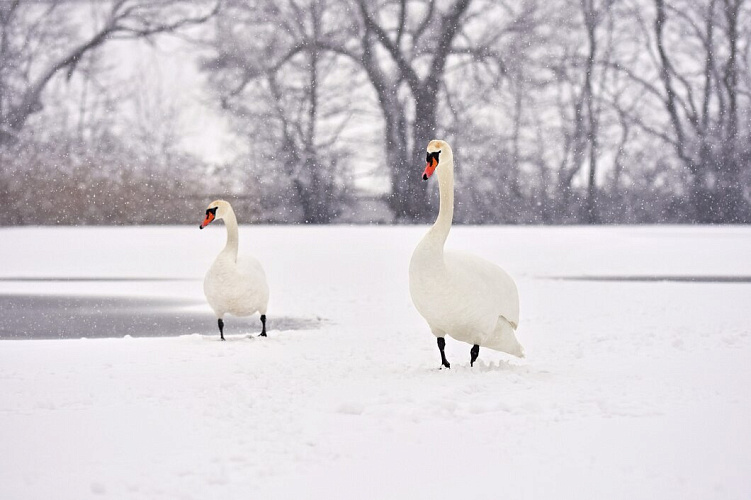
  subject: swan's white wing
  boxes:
[236,254,270,309]
[205,253,269,317]
[444,250,520,328]
[236,254,267,283]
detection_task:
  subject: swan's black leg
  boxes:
[437,337,450,369]
[218,318,225,341]
[259,314,267,337]
[470,344,480,367]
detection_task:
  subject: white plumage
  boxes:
[409,140,523,367]
[200,200,269,340]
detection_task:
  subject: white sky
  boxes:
[107,34,388,193]
[113,36,237,164]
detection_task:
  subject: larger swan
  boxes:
[200,200,269,340]
[409,140,523,368]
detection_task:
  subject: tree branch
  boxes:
[653,0,688,160]
[7,0,220,133]
[356,0,422,92]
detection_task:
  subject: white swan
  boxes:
[200,200,269,340]
[409,140,523,368]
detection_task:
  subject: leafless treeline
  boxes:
[1,0,749,224]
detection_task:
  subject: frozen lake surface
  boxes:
[0,286,322,339]
[0,225,749,499]
[2,274,748,340]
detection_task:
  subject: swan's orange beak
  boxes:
[422,157,438,180]
[200,211,215,229]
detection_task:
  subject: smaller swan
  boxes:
[409,140,523,368]
[200,200,269,340]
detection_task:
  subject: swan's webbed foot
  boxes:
[470,344,480,367]
[437,337,450,369]
[259,314,267,337]
[218,318,225,341]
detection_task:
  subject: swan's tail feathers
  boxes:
[486,316,525,358]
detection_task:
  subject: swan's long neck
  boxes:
[222,207,239,262]
[427,156,454,250]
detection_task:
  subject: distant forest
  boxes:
[1,0,750,225]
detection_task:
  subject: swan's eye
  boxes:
[426,151,440,164]
[206,207,217,216]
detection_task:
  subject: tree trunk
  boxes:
[385,110,412,220]
[406,90,438,222]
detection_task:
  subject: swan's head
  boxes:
[422,140,452,180]
[199,200,231,229]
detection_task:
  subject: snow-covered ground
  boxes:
[1,225,750,499]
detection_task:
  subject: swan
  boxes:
[199,200,269,340]
[409,140,523,368]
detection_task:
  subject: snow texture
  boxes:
[0,225,750,499]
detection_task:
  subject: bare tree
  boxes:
[2,0,747,225]
[315,0,535,221]
[0,0,218,147]
[625,0,751,222]
[203,0,356,223]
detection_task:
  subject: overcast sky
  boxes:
[113,36,235,164]
[105,33,388,193]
